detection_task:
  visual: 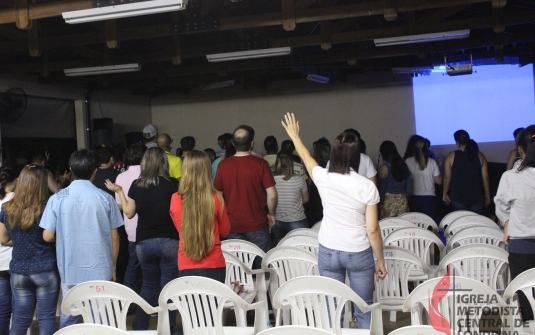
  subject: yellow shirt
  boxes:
[166,151,182,179]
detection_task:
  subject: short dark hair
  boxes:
[69,149,99,180]
[514,127,525,140]
[113,143,126,162]
[328,132,361,175]
[32,154,46,165]
[218,133,232,142]
[126,143,147,165]
[233,125,255,152]
[517,125,535,171]
[93,146,114,165]
[204,148,216,163]
[181,136,196,151]
[281,140,295,153]
[264,135,278,154]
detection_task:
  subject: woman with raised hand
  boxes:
[281,113,386,330]
[0,165,58,335]
[169,150,230,283]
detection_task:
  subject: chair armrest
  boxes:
[368,302,382,311]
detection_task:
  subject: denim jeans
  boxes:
[133,238,179,332]
[179,267,226,284]
[318,244,375,329]
[59,282,78,329]
[0,271,11,335]
[124,241,141,292]
[227,225,270,269]
[451,199,484,215]
[10,270,60,335]
[272,218,309,239]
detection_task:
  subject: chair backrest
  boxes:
[310,221,322,232]
[272,276,383,335]
[277,235,319,256]
[53,324,130,335]
[437,244,509,291]
[503,268,535,321]
[257,325,334,335]
[285,228,319,239]
[221,239,266,271]
[60,281,157,330]
[383,227,446,265]
[223,251,256,290]
[438,210,474,232]
[446,226,505,252]
[379,218,416,239]
[398,212,438,233]
[261,247,318,284]
[158,276,267,335]
[402,276,508,334]
[444,216,502,240]
[387,325,450,335]
[376,246,430,304]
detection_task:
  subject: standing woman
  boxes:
[0,165,59,335]
[378,141,412,219]
[272,150,309,241]
[495,125,535,322]
[443,130,490,214]
[281,113,386,330]
[106,147,179,333]
[0,164,20,335]
[403,135,442,218]
[169,150,230,283]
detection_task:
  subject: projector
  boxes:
[446,64,473,76]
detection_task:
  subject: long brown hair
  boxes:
[274,150,294,181]
[178,150,224,261]
[4,165,47,231]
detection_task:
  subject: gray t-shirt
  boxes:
[274,175,308,222]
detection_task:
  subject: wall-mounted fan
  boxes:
[0,88,27,124]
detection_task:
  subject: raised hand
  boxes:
[281,113,300,141]
[104,179,122,193]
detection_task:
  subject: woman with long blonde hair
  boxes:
[170,150,230,283]
[0,165,59,335]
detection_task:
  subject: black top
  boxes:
[93,168,120,198]
[128,176,179,242]
[450,150,484,206]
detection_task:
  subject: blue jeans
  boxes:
[59,282,78,329]
[124,241,141,292]
[133,238,179,332]
[318,244,375,329]
[227,225,270,269]
[179,267,226,284]
[451,199,484,215]
[0,271,11,335]
[10,270,60,335]
[272,218,309,239]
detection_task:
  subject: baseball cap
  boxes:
[143,124,158,139]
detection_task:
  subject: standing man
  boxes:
[157,134,182,179]
[214,125,277,256]
[180,136,195,160]
[143,124,158,148]
[40,149,123,329]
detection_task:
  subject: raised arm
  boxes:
[281,113,319,181]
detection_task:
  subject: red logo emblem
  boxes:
[428,270,451,335]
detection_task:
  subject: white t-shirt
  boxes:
[405,158,440,196]
[0,192,15,271]
[313,166,380,252]
[326,154,377,179]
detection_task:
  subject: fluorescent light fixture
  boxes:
[392,67,433,74]
[206,47,292,63]
[201,80,235,90]
[64,63,142,76]
[62,0,187,24]
[374,30,470,47]
[307,74,330,84]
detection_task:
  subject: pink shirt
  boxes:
[115,165,141,242]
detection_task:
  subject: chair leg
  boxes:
[389,311,397,322]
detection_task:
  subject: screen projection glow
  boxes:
[413,64,535,145]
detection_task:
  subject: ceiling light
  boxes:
[62,0,188,24]
[307,74,330,84]
[64,63,142,76]
[206,47,292,62]
[374,30,470,47]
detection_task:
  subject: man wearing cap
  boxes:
[143,124,158,148]
[157,134,182,180]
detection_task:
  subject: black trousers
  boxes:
[508,252,535,321]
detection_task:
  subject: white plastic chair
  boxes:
[444,217,502,242]
[386,325,448,335]
[398,212,438,233]
[157,276,268,335]
[383,227,445,281]
[446,226,506,252]
[53,324,130,335]
[311,221,322,232]
[286,228,319,239]
[436,244,510,292]
[257,325,334,335]
[402,276,509,334]
[378,218,416,239]
[272,276,383,335]
[277,235,319,256]
[221,239,266,271]
[375,246,430,322]
[438,210,474,232]
[60,280,159,333]
[503,268,535,334]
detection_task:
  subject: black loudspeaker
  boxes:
[125,132,144,147]
[92,118,114,148]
